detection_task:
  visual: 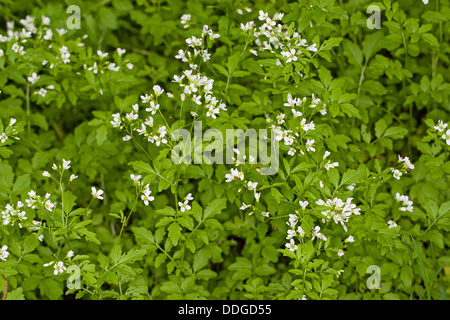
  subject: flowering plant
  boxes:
[0,0,449,300]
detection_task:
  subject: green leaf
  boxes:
[12,174,30,195]
[193,248,210,272]
[168,222,182,246]
[375,119,388,138]
[203,198,227,220]
[362,32,384,61]
[63,191,77,214]
[383,126,408,139]
[5,288,24,300]
[99,6,117,29]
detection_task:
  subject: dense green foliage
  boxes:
[0,0,449,300]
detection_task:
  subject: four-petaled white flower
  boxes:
[285,239,298,252]
[27,72,39,84]
[91,187,104,200]
[281,48,297,63]
[442,129,450,145]
[141,188,155,206]
[434,120,448,132]
[305,139,315,152]
[0,133,7,144]
[345,235,354,243]
[179,201,191,212]
[387,220,397,229]
[392,169,402,180]
[53,261,66,275]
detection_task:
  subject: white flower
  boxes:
[179,201,191,212]
[387,220,397,229]
[422,0,428,4]
[247,181,258,191]
[347,183,356,191]
[261,211,270,217]
[434,120,448,132]
[324,161,339,171]
[107,62,120,71]
[36,88,47,97]
[123,135,131,141]
[288,148,296,156]
[117,48,126,55]
[392,169,402,180]
[299,201,308,210]
[67,250,74,258]
[225,168,244,182]
[27,72,39,84]
[145,101,160,115]
[442,129,450,145]
[398,155,414,170]
[305,139,315,152]
[38,234,44,242]
[337,249,344,257]
[297,226,305,237]
[44,200,55,212]
[258,10,268,21]
[62,159,71,170]
[281,48,297,63]
[91,187,104,200]
[97,50,108,58]
[141,188,154,206]
[311,226,327,241]
[0,245,9,261]
[286,229,296,240]
[323,151,331,159]
[180,14,191,28]
[0,133,7,144]
[130,174,142,182]
[285,239,298,252]
[286,214,298,228]
[153,85,164,97]
[88,62,99,74]
[53,261,66,275]
[42,171,51,177]
[69,174,78,182]
[42,15,51,25]
[126,63,134,70]
[185,193,194,201]
[306,43,317,52]
[345,235,354,243]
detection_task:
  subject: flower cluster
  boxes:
[25,190,56,212]
[395,193,414,212]
[241,10,318,65]
[390,154,414,180]
[267,92,326,157]
[1,201,28,227]
[173,25,228,120]
[111,85,169,145]
[315,197,361,232]
[43,250,74,275]
[0,245,9,261]
[84,48,132,75]
[0,118,21,145]
[128,174,156,206]
[434,120,450,145]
